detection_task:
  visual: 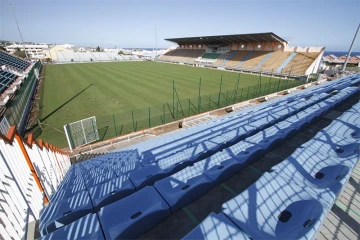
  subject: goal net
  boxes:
[63,116,99,150]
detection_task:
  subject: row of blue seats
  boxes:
[44,91,333,213]
[183,101,360,239]
[38,75,360,237]
[38,85,359,238]
[0,51,30,71]
[50,96,324,198]
[40,94,328,236]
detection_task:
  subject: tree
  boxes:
[96,46,101,52]
[13,50,27,58]
[0,46,6,51]
[118,50,124,55]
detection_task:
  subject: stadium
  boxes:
[0,4,360,240]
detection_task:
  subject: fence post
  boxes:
[234,73,240,103]
[208,94,211,110]
[132,110,135,131]
[188,99,190,117]
[198,78,201,113]
[173,80,175,114]
[163,104,165,124]
[217,75,223,108]
[112,114,117,137]
[239,87,243,102]
[148,107,151,128]
[246,86,250,100]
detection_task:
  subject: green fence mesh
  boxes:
[4,61,41,131]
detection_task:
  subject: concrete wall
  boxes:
[295,47,308,53]
[228,41,287,51]
[178,42,324,54]
[284,46,324,53]
[45,45,73,61]
[305,49,324,75]
[308,47,324,53]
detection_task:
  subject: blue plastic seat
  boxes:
[338,112,360,126]
[271,153,350,206]
[55,175,84,192]
[37,214,104,240]
[182,212,250,240]
[245,130,283,151]
[193,149,245,184]
[301,133,360,159]
[154,166,213,213]
[128,163,168,189]
[113,161,142,176]
[39,190,94,236]
[98,186,170,239]
[155,140,219,174]
[86,171,116,188]
[87,168,112,178]
[50,180,86,202]
[222,172,327,240]
[89,174,135,211]
[227,140,265,165]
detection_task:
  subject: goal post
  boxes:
[63,116,99,151]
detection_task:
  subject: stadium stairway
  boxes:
[160,49,177,61]
[220,50,238,67]
[234,51,253,68]
[36,74,360,239]
[277,52,297,73]
[253,52,274,71]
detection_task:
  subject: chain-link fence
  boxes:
[4,61,41,135]
[93,74,318,142]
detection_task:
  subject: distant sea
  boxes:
[123,48,165,51]
[324,51,360,57]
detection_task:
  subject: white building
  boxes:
[6,44,49,59]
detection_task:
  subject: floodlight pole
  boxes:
[9,4,29,60]
[342,23,360,71]
[155,25,158,61]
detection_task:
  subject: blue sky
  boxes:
[1,0,359,51]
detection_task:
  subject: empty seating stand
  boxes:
[38,73,360,239]
[0,70,17,94]
[222,172,328,239]
[0,51,30,71]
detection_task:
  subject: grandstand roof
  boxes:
[165,32,287,45]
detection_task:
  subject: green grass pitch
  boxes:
[38,61,291,148]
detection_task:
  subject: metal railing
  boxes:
[0,126,70,239]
